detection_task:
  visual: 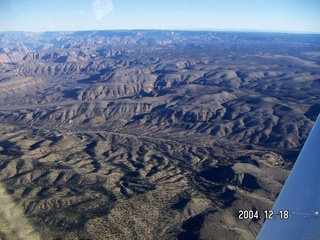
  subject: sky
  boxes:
[0,0,319,33]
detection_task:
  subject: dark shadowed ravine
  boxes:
[0,30,319,239]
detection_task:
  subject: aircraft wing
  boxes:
[257,114,320,240]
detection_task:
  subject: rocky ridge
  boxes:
[0,30,319,239]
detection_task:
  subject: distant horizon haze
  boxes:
[0,0,320,33]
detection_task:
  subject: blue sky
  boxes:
[0,0,319,33]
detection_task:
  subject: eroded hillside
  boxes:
[0,31,319,239]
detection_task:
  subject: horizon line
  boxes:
[1,28,320,35]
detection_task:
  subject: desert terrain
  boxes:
[0,30,319,239]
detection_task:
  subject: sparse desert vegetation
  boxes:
[0,30,319,239]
